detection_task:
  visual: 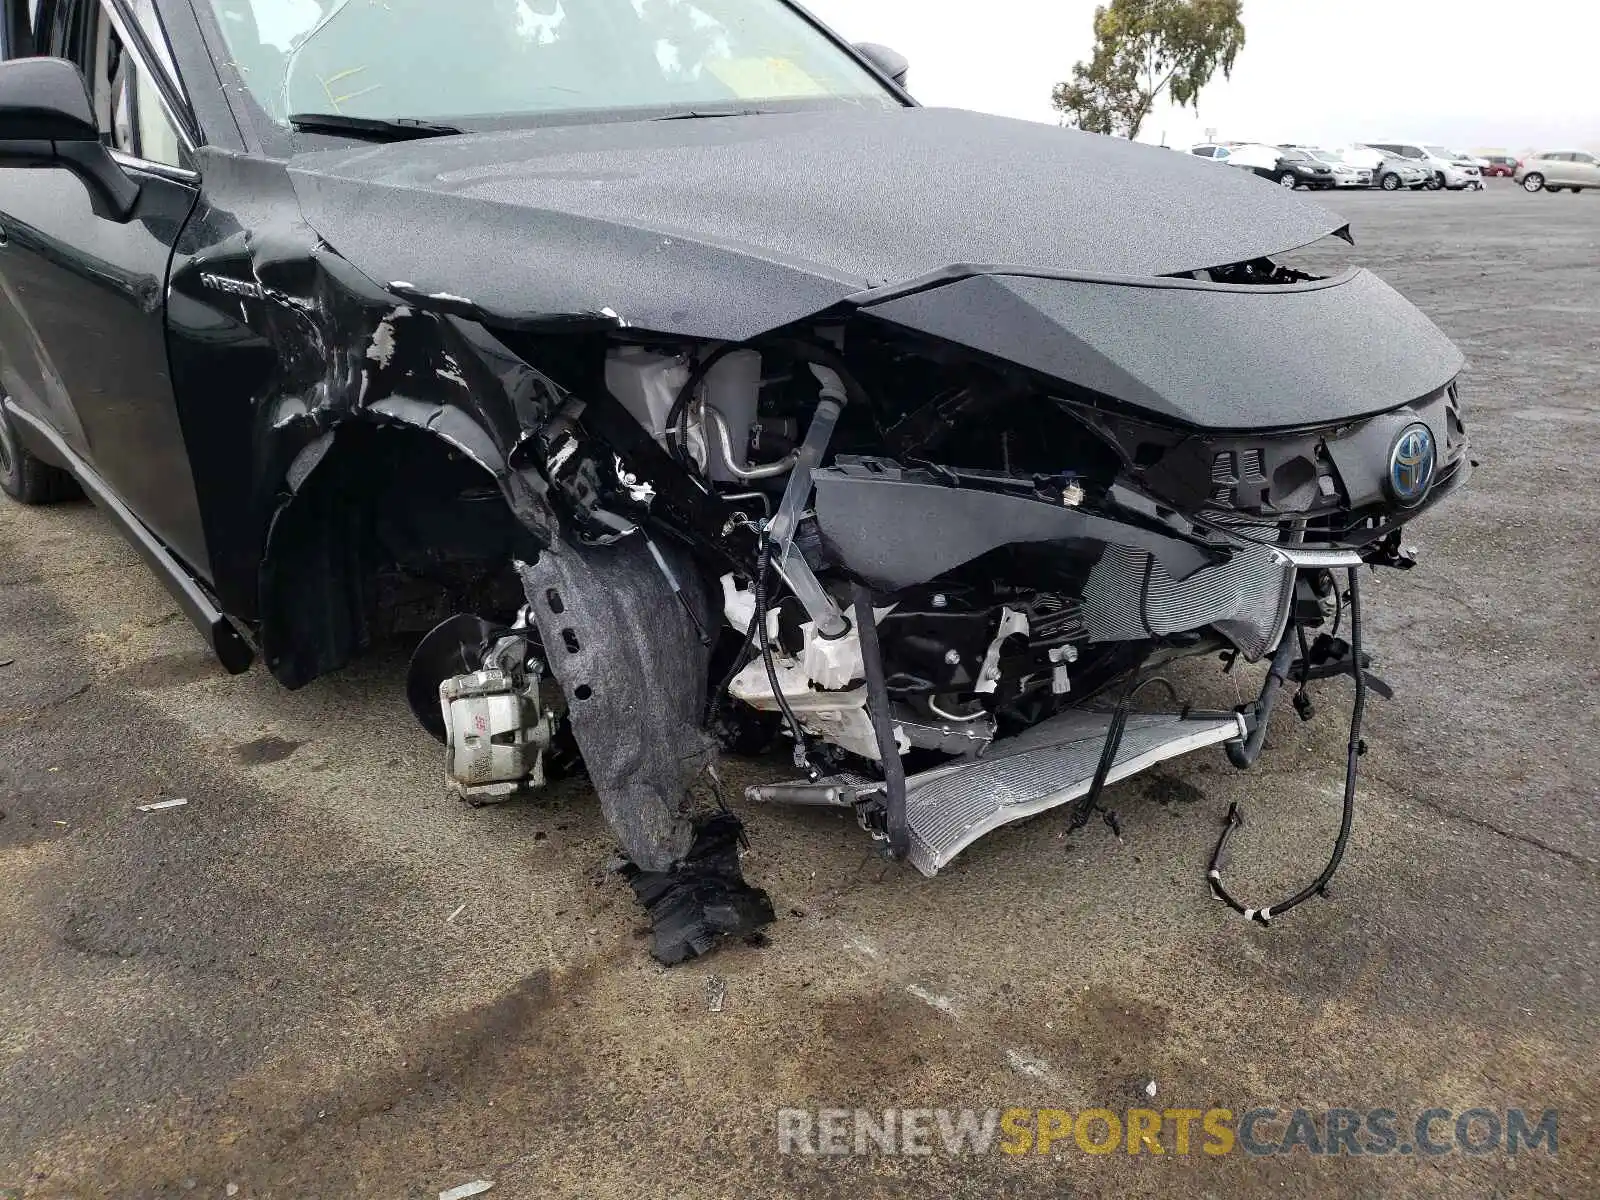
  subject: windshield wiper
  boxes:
[652,108,773,121]
[288,113,465,141]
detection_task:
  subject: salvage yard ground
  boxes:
[2,183,1597,1198]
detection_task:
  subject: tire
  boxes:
[1380,172,1401,191]
[0,405,79,505]
[1522,172,1544,192]
[1547,186,1563,193]
[1277,171,1297,188]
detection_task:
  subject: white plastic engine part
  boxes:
[604,346,689,445]
[699,349,762,482]
[720,574,781,645]
[801,622,865,690]
[440,666,553,803]
[727,666,908,760]
[1049,643,1078,695]
[721,573,907,760]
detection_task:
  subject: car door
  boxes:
[1567,151,1598,188]
[0,0,209,574]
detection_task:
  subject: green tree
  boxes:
[1052,0,1245,140]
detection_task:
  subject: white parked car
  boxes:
[1189,141,1292,183]
[1515,150,1600,193]
[1363,143,1483,190]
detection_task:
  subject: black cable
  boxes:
[668,337,872,473]
[704,596,760,730]
[853,583,908,859]
[754,533,814,775]
[1294,620,1313,709]
[667,342,741,467]
[1070,668,1142,832]
[1207,567,1366,924]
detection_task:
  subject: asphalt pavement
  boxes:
[1,181,1596,1198]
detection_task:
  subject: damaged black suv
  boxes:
[0,0,1468,961]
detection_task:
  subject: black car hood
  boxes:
[862,268,1465,429]
[283,106,1346,341]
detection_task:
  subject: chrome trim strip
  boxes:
[108,146,198,184]
[128,0,181,88]
[1266,546,1365,568]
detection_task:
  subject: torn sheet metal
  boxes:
[165,153,565,681]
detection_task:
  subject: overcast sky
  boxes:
[804,0,1600,152]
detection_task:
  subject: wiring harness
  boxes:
[1206,567,1367,925]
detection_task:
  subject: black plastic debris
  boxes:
[622,813,775,966]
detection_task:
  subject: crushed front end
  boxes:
[411,253,1468,955]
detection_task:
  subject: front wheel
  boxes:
[1277,171,1297,189]
[1380,172,1402,191]
[1522,172,1545,192]
[0,405,79,505]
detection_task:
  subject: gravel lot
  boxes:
[2,181,1596,1199]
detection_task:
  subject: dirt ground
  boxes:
[2,182,1597,1199]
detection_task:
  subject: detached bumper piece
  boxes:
[752,708,1244,876]
[622,814,776,966]
[903,708,1246,875]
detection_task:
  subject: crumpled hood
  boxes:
[283,106,1346,341]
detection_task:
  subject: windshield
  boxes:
[1423,145,1458,158]
[1310,150,1342,164]
[205,0,899,127]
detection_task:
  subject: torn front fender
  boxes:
[166,150,565,647]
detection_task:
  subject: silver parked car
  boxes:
[1516,150,1600,193]
[1297,147,1372,188]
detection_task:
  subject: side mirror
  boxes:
[853,42,909,90]
[0,57,139,222]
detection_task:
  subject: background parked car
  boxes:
[1295,147,1372,188]
[1271,147,1337,189]
[1480,154,1518,177]
[1189,141,1285,183]
[1326,143,1416,190]
[1375,155,1430,191]
[1364,143,1483,190]
[1515,150,1600,193]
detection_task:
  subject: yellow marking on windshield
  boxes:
[706,56,826,99]
[318,65,379,112]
